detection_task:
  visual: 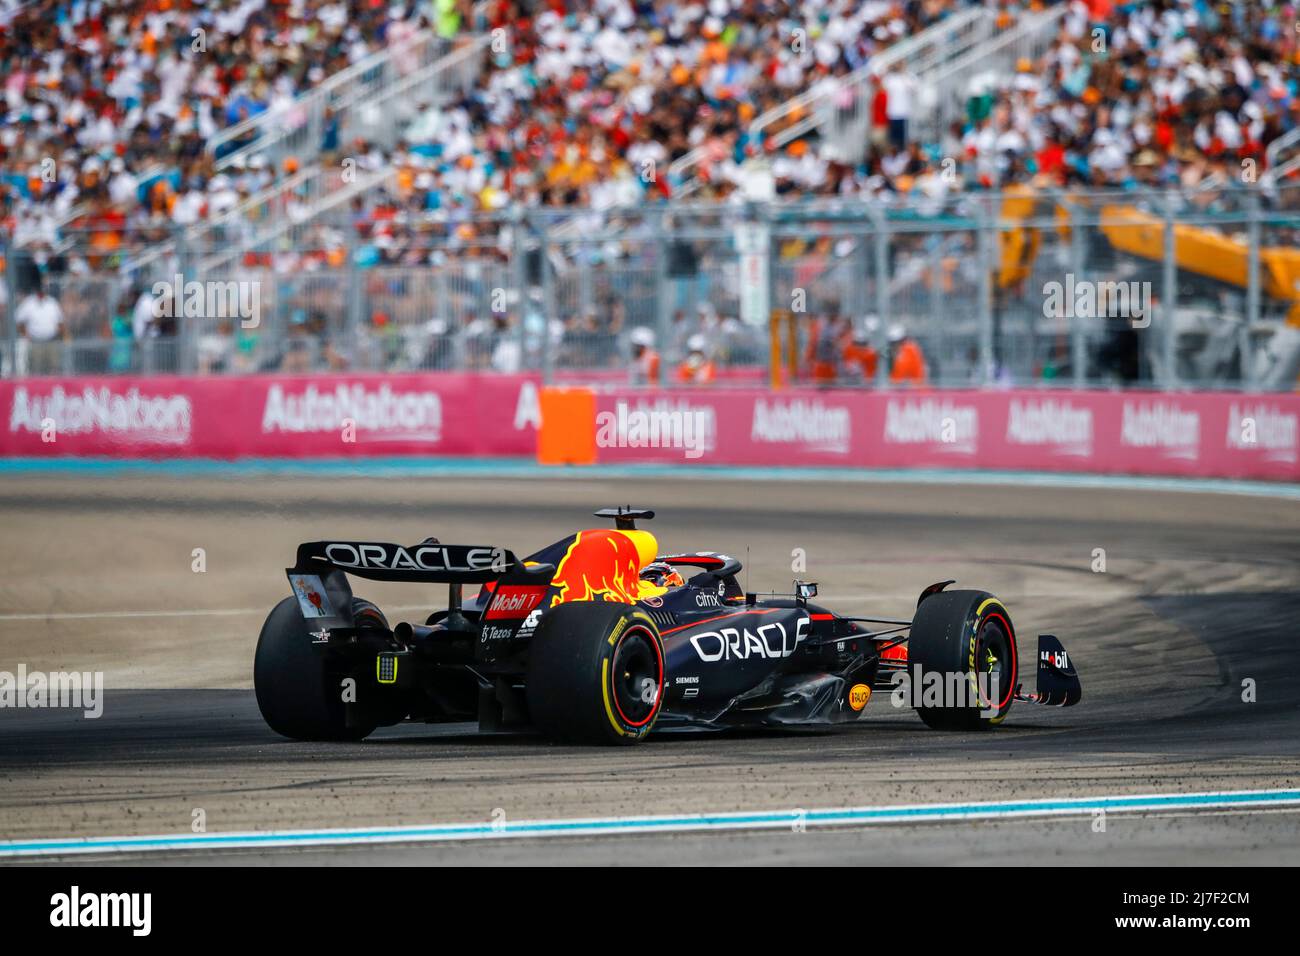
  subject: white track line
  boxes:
[0,605,438,622]
[0,591,1140,623]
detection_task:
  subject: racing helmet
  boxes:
[640,561,685,589]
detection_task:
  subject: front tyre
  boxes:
[254,596,387,741]
[525,603,665,745]
[907,589,1018,731]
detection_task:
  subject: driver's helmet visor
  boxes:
[640,561,685,589]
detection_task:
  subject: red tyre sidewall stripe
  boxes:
[611,624,663,729]
[982,610,1016,711]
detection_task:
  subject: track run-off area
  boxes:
[1,466,1297,864]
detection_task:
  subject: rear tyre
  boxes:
[525,602,665,745]
[907,589,1017,731]
[254,596,387,741]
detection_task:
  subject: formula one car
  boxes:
[255,507,1081,745]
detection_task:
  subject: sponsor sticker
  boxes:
[551,529,645,606]
[481,624,517,643]
[484,585,547,620]
[1120,401,1199,460]
[848,683,871,711]
[1005,398,1093,456]
[751,397,851,454]
[515,608,543,639]
[1041,649,1069,670]
[883,398,979,454]
[291,574,332,619]
[261,382,443,442]
[689,617,809,662]
[10,385,192,444]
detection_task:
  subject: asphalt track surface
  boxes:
[0,473,1297,865]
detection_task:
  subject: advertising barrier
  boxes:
[2,374,1297,481]
[587,389,1300,481]
[0,374,541,458]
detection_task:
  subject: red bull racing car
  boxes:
[255,507,1081,745]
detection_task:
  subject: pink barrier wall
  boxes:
[3,375,1297,482]
[0,374,540,458]
[592,389,1300,481]
[551,367,766,385]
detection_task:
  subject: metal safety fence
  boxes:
[5,184,1300,391]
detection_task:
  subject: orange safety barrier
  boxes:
[537,386,597,465]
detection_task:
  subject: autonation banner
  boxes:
[3,376,1297,480]
[0,374,541,458]
[591,389,1300,481]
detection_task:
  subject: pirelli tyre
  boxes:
[907,589,1018,731]
[254,596,388,741]
[526,602,665,745]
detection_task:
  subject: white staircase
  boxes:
[125,161,390,279]
[669,5,1069,197]
[670,6,988,196]
[177,21,494,274]
[917,5,1068,145]
[1263,127,1300,185]
[208,27,489,172]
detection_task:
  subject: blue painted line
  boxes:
[2,456,1298,500]
[2,788,1298,858]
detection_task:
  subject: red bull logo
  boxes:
[550,529,657,606]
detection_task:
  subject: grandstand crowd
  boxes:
[2,0,1298,381]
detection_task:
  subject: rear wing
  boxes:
[290,541,520,584]
[285,540,524,632]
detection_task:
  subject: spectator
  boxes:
[675,334,716,384]
[628,326,660,385]
[888,324,929,385]
[132,285,160,341]
[107,305,134,374]
[197,320,235,374]
[490,315,522,373]
[279,311,320,373]
[805,313,846,385]
[881,63,919,151]
[841,321,880,383]
[15,285,65,376]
